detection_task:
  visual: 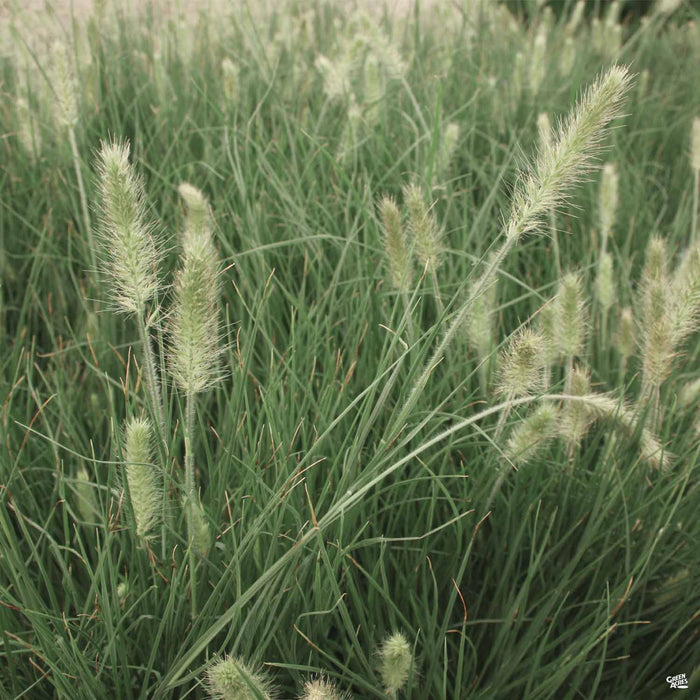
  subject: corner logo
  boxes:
[666,673,688,689]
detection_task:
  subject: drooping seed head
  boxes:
[556,272,587,358]
[505,403,558,465]
[596,251,615,312]
[123,416,160,539]
[403,183,442,273]
[205,656,274,700]
[506,65,632,242]
[378,632,413,697]
[95,139,161,315]
[379,196,412,293]
[497,328,546,397]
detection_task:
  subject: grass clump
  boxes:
[1,2,698,698]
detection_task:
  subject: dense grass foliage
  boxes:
[1,1,699,697]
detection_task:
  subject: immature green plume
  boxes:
[556,272,587,360]
[599,162,619,246]
[95,139,161,315]
[205,656,274,700]
[379,196,412,293]
[505,403,558,465]
[50,40,78,128]
[596,251,615,312]
[403,183,442,273]
[169,184,223,395]
[123,417,160,539]
[615,306,636,360]
[378,632,413,698]
[301,677,350,700]
[560,364,594,449]
[506,65,632,243]
[497,328,546,398]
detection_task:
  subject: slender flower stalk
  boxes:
[393,65,632,433]
[95,139,166,450]
[169,183,222,615]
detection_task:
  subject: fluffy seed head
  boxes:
[363,54,383,127]
[498,328,546,397]
[537,300,558,366]
[529,26,547,94]
[679,378,700,408]
[379,196,412,292]
[466,276,497,361]
[578,394,670,469]
[123,417,160,539]
[178,182,211,240]
[300,677,348,700]
[599,162,619,240]
[567,1,586,34]
[506,65,632,242]
[615,307,636,358]
[403,183,442,272]
[556,272,587,358]
[505,403,558,465]
[205,656,274,700]
[190,501,212,557]
[560,365,594,448]
[692,117,700,171]
[15,96,41,161]
[559,36,576,77]
[95,139,161,315]
[378,632,413,696]
[50,40,78,128]
[436,122,460,181]
[75,465,97,522]
[169,186,223,395]
[596,251,615,312]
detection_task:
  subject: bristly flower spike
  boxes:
[403,183,442,274]
[379,196,412,293]
[123,417,160,539]
[169,184,223,395]
[378,632,414,698]
[95,139,162,315]
[205,656,275,700]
